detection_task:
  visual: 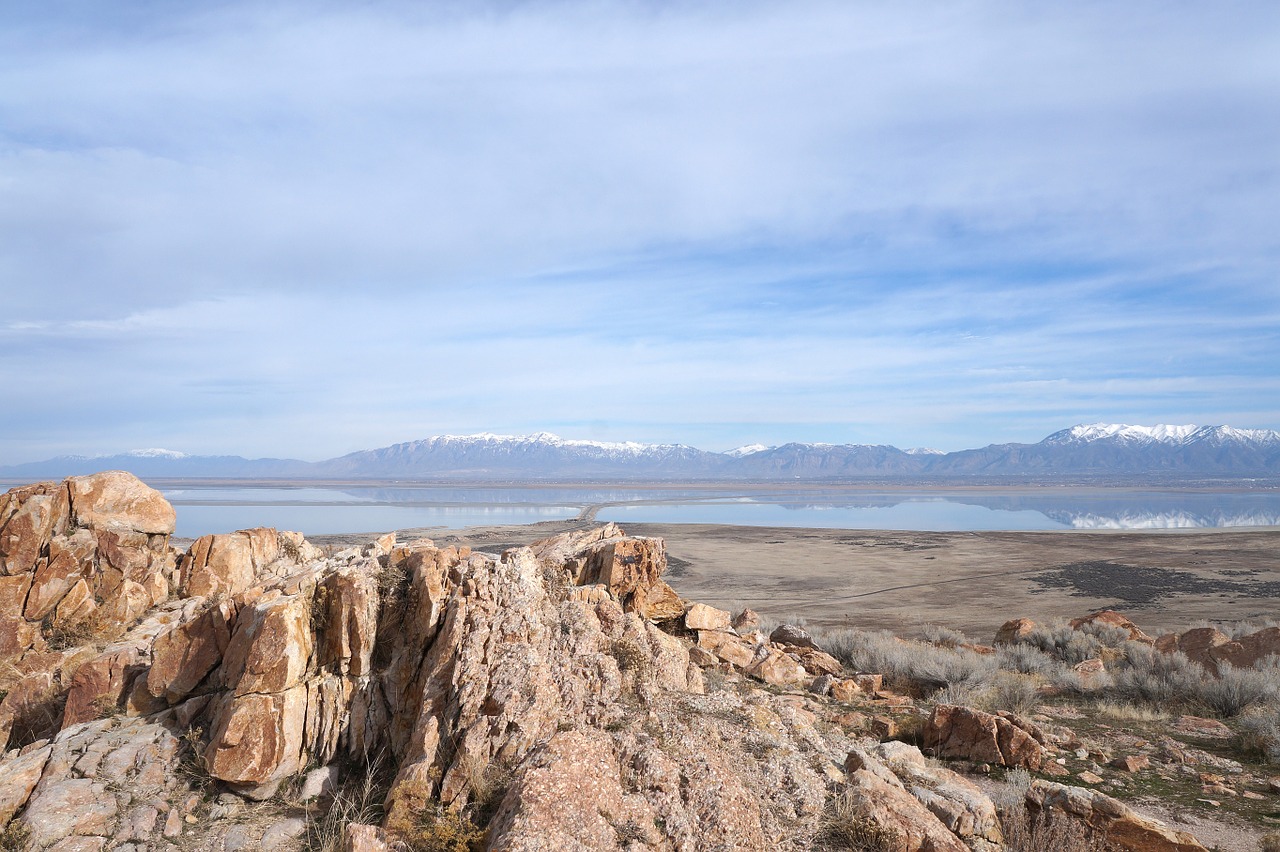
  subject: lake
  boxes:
[154,484,1280,538]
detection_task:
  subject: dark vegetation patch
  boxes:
[664,554,692,580]
[1032,561,1280,607]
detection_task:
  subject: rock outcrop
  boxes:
[0,476,1216,851]
[1027,780,1207,851]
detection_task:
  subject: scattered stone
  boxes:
[993,617,1036,645]
[1110,755,1150,773]
[922,704,1048,770]
[1077,771,1105,784]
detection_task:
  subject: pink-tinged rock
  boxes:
[24,530,96,621]
[746,649,808,687]
[1070,610,1154,645]
[0,573,39,658]
[994,617,1037,646]
[631,578,685,622]
[696,629,757,669]
[1110,755,1150,773]
[798,648,844,676]
[684,603,731,631]
[732,608,760,631]
[62,642,148,726]
[1163,627,1230,668]
[0,743,51,824]
[1210,627,1280,671]
[486,729,661,851]
[839,767,969,852]
[316,569,378,677]
[67,471,174,535]
[181,533,257,598]
[0,669,59,749]
[923,704,1047,770]
[343,824,391,852]
[222,592,314,696]
[19,777,119,844]
[1171,716,1233,739]
[0,487,68,575]
[1027,780,1207,851]
[147,599,235,704]
[205,686,309,785]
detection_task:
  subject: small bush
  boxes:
[815,788,907,851]
[1260,830,1280,852]
[829,629,996,695]
[998,808,1115,851]
[984,672,1042,717]
[1108,647,1205,708]
[1195,663,1278,718]
[996,643,1055,675]
[921,624,969,648]
[307,754,390,852]
[0,821,32,852]
[1238,710,1280,764]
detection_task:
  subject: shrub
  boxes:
[1108,647,1205,708]
[998,808,1115,851]
[996,643,1055,675]
[306,754,390,852]
[829,629,996,695]
[815,788,907,851]
[1260,831,1280,852]
[1195,663,1278,718]
[1238,710,1280,764]
[984,672,1042,717]
[921,624,970,648]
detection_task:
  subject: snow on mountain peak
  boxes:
[1047,423,1280,447]
[123,448,189,459]
[904,447,944,455]
[725,444,770,457]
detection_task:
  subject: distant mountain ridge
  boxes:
[2,423,1278,481]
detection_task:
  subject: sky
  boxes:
[2,1,1279,462]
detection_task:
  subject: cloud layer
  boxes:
[2,1,1278,461]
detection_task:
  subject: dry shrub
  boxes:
[0,822,31,852]
[387,804,486,852]
[1260,831,1280,852]
[815,788,907,851]
[1238,710,1280,764]
[828,629,996,696]
[999,808,1116,852]
[1089,701,1168,723]
[1196,662,1279,718]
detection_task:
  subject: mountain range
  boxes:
[2,424,1278,482]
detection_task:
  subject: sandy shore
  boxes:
[308,517,1280,642]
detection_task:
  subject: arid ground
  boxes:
[311,518,1280,642]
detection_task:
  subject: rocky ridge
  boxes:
[0,472,1231,850]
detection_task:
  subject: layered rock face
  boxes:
[0,475,1212,851]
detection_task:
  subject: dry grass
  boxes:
[1259,831,1280,852]
[306,754,390,852]
[814,788,907,851]
[999,808,1117,852]
[1088,700,1170,723]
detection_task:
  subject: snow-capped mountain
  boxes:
[313,432,728,479]
[3,424,1277,481]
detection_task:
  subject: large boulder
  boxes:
[1027,780,1206,851]
[922,704,1048,770]
[1070,610,1154,645]
[66,470,175,535]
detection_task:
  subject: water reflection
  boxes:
[160,485,1280,536]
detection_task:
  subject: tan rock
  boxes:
[0,743,51,823]
[221,591,314,696]
[684,602,731,631]
[746,649,809,687]
[1111,755,1150,773]
[923,704,1047,770]
[24,529,96,621]
[1078,770,1105,784]
[206,686,309,786]
[732,608,760,631]
[994,617,1036,645]
[1027,779,1207,851]
[696,629,757,669]
[1210,626,1280,671]
[1070,610,1154,645]
[838,767,969,852]
[830,678,862,702]
[343,824,391,852]
[797,648,844,676]
[147,598,235,704]
[487,729,661,850]
[0,573,39,658]
[0,485,69,575]
[67,471,174,534]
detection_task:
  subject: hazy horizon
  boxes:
[3,2,1278,463]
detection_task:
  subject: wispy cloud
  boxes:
[1,1,1278,461]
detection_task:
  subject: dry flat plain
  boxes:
[367,521,1280,641]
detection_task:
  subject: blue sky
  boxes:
[2,1,1278,462]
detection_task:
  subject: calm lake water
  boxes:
[155,485,1280,538]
